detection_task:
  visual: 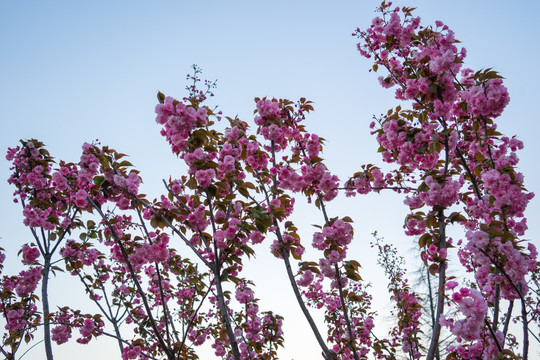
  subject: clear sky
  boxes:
[1,1,539,359]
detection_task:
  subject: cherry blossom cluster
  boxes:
[458,230,537,301]
[50,310,104,346]
[254,98,340,202]
[439,283,505,359]
[230,280,284,359]
[7,140,76,230]
[312,219,354,267]
[344,164,400,196]
[0,268,41,334]
[301,273,376,359]
[253,96,426,359]
[155,95,209,154]
[353,2,537,357]
[203,280,284,360]
[253,97,384,359]
[152,86,293,359]
[3,137,218,358]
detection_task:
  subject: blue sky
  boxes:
[1,1,539,359]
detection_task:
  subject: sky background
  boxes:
[1,1,539,359]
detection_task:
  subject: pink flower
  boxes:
[21,244,40,265]
[194,168,215,188]
[127,172,141,194]
[15,267,42,297]
[297,270,314,287]
[51,325,71,345]
[256,99,281,118]
[293,245,305,258]
[76,318,96,344]
[235,284,254,303]
[122,346,142,360]
[6,309,26,332]
[74,189,88,208]
[462,78,510,118]
[250,231,265,244]
[52,171,68,191]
